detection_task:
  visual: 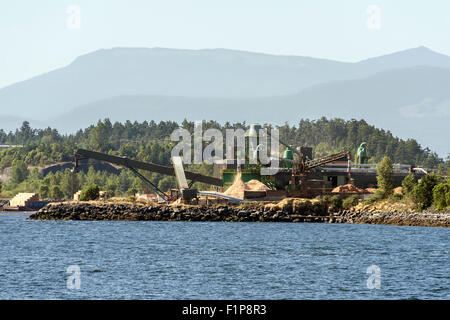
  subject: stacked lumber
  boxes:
[9,193,39,207]
[73,190,82,201]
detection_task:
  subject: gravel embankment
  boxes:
[28,202,450,227]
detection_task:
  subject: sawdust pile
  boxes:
[245,179,270,191]
[224,172,247,198]
[223,173,269,199]
[332,184,367,194]
[393,187,403,194]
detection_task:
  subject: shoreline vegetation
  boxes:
[28,198,450,228]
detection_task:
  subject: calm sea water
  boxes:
[0,212,448,300]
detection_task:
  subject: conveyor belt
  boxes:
[74,148,223,186]
[198,191,243,203]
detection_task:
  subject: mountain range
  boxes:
[0,46,449,156]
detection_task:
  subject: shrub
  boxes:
[318,195,331,207]
[401,174,417,195]
[311,201,326,214]
[374,188,385,199]
[315,196,331,212]
[365,190,384,205]
[433,182,450,211]
[80,184,100,201]
[342,195,359,209]
[391,193,403,201]
[293,199,314,213]
[329,195,343,212]
[446,190,450,208]
[412,173,442,211]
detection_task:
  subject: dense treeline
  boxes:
[0,118,448,199]
[277,118,444,167]
[1,118,445,168]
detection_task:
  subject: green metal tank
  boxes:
[283,148,294,168]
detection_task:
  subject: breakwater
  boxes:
[28,202,450,227]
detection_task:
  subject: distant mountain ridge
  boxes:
[0,46,449,156]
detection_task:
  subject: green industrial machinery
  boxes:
[221,123,352,192]
[356,142,368,164]
[282,148,294,168]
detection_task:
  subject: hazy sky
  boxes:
[1,0,450,88]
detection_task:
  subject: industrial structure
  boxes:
[72,124,429,203]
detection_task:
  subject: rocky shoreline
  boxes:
[28,202,450,228]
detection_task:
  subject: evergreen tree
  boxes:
[51,185,64,200]
[433,182,450,211]
[118,170,132,194]
[376,156,394,197]
[412,173,442,210]
[401,174,416,195]
[11,160,29,184]
[60,170,80,199]
[39,184,50,199]
[18,121,33,145]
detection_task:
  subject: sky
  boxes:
[1,0,450,89]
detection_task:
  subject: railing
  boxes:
[320,162,435,175]
[305,151,350,170]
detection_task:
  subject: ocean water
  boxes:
[0,212,448,300]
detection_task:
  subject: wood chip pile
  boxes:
[223,173,269,199]
[331,184,367,194]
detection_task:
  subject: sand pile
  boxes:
[223,174,270,199]
[332,184,367,194]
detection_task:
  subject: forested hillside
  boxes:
[0,118,444,167]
